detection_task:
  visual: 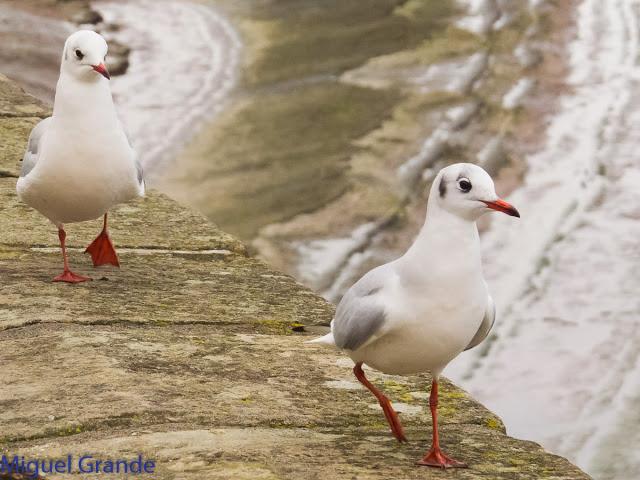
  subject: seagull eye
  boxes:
[457,178,472,192]
[75,49,84,60]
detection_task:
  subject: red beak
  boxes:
[92,63,111,80]
[482,198,520,217]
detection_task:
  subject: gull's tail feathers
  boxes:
[306,332,336,346]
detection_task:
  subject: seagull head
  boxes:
[432,163,520,221]
[61,30,110,81]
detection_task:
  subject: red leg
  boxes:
[417,379,467,468]
[53,228,91,283]
[85,213,120,267]
[353,362,407,443]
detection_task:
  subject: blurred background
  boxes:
[1,1,638,478]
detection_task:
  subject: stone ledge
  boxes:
[0,75,590,479]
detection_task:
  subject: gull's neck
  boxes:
[52,72,119,129]
[398,200,482,280]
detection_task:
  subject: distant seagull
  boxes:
[17,30,144,283]
[310,163,519,468]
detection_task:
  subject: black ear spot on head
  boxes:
[438,176,446,198]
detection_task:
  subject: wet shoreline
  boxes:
[256,0,555,303]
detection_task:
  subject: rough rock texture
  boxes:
[0,75,590,479]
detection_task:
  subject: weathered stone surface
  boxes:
[0,73,590,478]
[0,180,246,253]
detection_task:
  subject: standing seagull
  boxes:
[17,30,144,283]
[310,163,519,468]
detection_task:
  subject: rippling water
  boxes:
[446,1,640,478]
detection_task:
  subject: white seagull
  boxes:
[17,30,144,283]
[310,163,519,468]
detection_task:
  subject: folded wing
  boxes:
[20,117,51,178]
[332,265,392,351]
[465,294,495,351]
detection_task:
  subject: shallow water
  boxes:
[446,1,640,478]
[293,0,640,477]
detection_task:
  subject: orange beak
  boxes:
[482,198,520,217]
[92,63,111,80]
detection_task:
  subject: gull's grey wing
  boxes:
[20,117,51,178]
[332,265,392,351]
[119,119,144,189]
[465,294,495,351]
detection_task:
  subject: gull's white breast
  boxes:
[17,118,140,225]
